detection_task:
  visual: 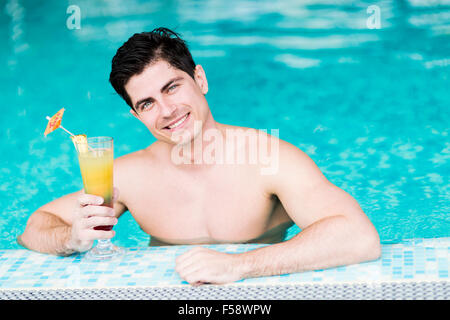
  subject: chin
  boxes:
[170,120,204,145]
[155,127,192,146]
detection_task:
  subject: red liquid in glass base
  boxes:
[92,200,113,231]
[94,225,113,231]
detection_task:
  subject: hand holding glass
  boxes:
[73,136,124,261]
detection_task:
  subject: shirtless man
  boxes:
[18,28,381,285]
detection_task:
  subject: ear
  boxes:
[194,65,208,95]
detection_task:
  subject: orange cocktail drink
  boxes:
[44,109,124,261]
[73,136,124,261]
[77,141,114,230]
[72,135,124,261]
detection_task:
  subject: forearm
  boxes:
[237,215,381,279]
[18,211,76,256]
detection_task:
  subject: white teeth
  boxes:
[168,114,188,129]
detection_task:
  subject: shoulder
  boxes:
[112,143,165,214]
[277,139,313,165]
[262,137,328,194]
[114,142,160,170]
[219,124,322,186]
[276,138,322,174]
[113,143,160,193]
[219,123,279,149]
[219,123,312,164]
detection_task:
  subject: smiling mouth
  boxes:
[163,112,190,130]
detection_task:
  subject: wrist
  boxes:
[234,252,254,279]
[63,225,92,256]
[61,228,79,256]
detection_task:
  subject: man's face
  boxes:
[125,60,209,145]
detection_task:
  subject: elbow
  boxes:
[17,221,35,251]
[18,220,32,249]
[17,230,32,251]
[344,215,381,263]
[367,235,382,261]
[359,227,382,262]
[342,211,381,262]
[17,212,45,252]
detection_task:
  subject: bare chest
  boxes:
[123,165,285,242]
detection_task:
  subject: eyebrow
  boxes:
[134,76,184,111]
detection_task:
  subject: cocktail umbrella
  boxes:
[44,108,89,152]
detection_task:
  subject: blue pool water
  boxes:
[0,0,449,249]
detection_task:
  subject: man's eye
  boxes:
[142,101,154,110]
[168,84,178,92]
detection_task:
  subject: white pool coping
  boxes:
[0,237,448,299]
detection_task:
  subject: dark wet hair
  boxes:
[109,27,196,111]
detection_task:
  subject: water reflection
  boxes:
[1,0,449,246]
[50,0,448,66]
[5,0,29,70]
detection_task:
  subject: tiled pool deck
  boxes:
[0,237,448,299]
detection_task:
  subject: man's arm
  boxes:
[18,191,82,256]
[175,138,381,284]
[238,139,381,278]
[18,157,129,256]
[18,189,126,256]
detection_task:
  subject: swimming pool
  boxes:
[0,0,448,299]
[1,0,448,249]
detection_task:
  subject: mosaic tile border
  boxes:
[0,237,448,293]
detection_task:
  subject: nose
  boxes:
[159,98,177,118]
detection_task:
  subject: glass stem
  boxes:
[96,239,111,249]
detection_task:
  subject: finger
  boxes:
[175,251,207,272]
[181,269,203,285]
[183,270,211,286]
[192,281,206,287]
[85,229,115,240]
[176,256,204,277]
[83,216,118,229]
[78,229,115,241]
[78,194,104,207]
[80,205,115,218]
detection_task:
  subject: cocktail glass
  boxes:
[73,136,124,261]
